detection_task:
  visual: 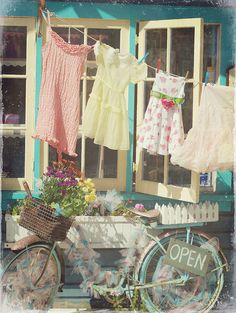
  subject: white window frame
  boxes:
[41,19,130,191]
[136,18,204,203]
[1,17,36,190]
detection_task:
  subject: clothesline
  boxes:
[42,9,205,86]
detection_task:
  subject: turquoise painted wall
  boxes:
[1,0,235,212]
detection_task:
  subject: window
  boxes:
[1,17,36,190]
[41,19,129,191]
[136,19,204,203]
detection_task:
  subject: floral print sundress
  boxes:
[138,70,186,156]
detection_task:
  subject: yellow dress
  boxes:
[82,42,147,150]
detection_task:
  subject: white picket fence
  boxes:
[155,201,219,224]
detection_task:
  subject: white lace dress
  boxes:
[171,84,234,173]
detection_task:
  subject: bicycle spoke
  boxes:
[138,231,224,313]
[1,244,61,311]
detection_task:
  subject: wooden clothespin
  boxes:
[156,58,161,73]
[185,71,189,80]
[37,0,46,37]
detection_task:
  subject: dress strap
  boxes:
[46,9,51,29]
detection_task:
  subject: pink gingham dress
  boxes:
[138,70,186,155]
[33,26,92,156]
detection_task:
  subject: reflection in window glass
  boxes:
[3,136,25,178]
[48,140,82,168]
[87,28,120,75]
[170,28,194,78]
[2,78,26,124]
[85,139,118,178]
[79,80,83,124]
[85,138,100,178]
[182,83,193,133]
[143,152,164,183]
[143,81,153,113]
[168,158,191,187]
[86,80,94,104]
[203,25,220,83]
[52,27,84,45]
[104,147,117,178]
[1,26,26,74]
[146,29,167,77]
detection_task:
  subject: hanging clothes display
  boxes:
[138,70,186,155]
[171,84,234,173]
[33,14,92,157]
[82,41,147,150]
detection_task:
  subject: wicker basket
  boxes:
[19,198,73,241]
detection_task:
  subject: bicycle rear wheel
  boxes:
[1,243,61,311]
[138,231,224,313]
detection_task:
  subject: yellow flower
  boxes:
[85,194,96,203]
[78,181,84,187]
[82,187,89,193]
[84,178,95,189]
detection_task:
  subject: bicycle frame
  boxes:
[5,219,228,312]
[10,234,66,288]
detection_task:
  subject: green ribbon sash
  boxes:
[150,90,184,105]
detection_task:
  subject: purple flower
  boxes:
[55,171,66,179]
[58,181,66,187]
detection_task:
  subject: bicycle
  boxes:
[1,182,229,313]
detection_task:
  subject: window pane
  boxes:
[87,28,120,75]
[51,27,84,45]
[143,152,164,183]
[182,83,193,133]
[168,166,191,187]
[85,79,94,103]
[85,139,118,178]
[2,78,26,124]
[1,26,26,74]
[203,25,220,83]
[104,147,117,178]
[79,80,83,124]
[170,28,194,78]
[168,159,191,187]
[48,140,82,167]
[2,136,25,178]
[85,138,100,178]
[146,29,167,77]
[143,81,153,113]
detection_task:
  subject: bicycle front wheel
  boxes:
[1,243,61,311]
[138,231,224,313]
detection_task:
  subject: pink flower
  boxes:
[160,76,166,83]
[161,98,175,110]
[134,203,145,212]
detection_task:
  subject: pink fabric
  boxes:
[33,28,92,156]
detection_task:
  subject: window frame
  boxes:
[1,17,36,191]
[135,18,204,203]
[40,18,130,191]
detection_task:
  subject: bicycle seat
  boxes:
[130,208,160,219]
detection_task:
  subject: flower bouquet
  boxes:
[39,160,97,217]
